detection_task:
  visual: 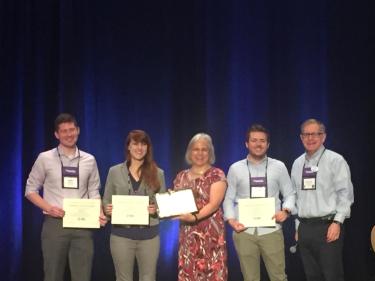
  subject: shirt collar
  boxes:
[305,145,325,161]
[246,155,267,165]
[57,146,79,159]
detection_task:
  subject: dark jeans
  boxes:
[299,221,344,281]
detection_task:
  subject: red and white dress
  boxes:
[173,167,228,281]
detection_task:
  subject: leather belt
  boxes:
[298,214,335,223]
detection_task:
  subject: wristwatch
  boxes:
[333,220,342,225]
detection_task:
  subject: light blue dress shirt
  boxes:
[223,156,296,236]
[291,145,354,223]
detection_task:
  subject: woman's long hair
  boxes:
[125,130,161,192]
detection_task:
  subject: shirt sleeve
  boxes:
[223,165,237,221]
[103,167,115,206]
[207,168,226,185]
[278,163,296,212]
[290,160,300,215]
[172,171,183,191]
[87,157,101,199]
[332,156,354,223]
[25,154,45,196]
[158,170,167,193]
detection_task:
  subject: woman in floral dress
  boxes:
[173,133,228,281]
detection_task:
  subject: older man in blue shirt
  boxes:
[291,118,354,281]
[224,124,295,281]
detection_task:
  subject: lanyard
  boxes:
[246,157,268,197]
[125,164,146,195]
[302,148,326,175]
[57,147,80,189]
[301,148,326,190]
[56,147,80,169]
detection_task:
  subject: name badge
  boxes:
[302,167,316,190]
[310,166,319,172]
[62,166,79,189]
[250,177,267,198]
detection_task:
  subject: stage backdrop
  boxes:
[1,1,374,280]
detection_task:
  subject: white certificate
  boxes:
[111,195,149,225]
[238,197,276,227]
[155,189,197,218]
[63,198,101,228]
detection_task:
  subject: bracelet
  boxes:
[192,213,198,223]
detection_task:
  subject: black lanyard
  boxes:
[301,148,326,190]
[246,157,268,198]
[57,147,80,189]
[302,148,326,176]
[125,164,146,195]
[57,147,80,169]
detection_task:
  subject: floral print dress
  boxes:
[173,167,228,281]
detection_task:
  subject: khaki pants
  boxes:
[233,229,287,281]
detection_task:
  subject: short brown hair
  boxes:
[246,124,270,143]
[54,113,78,132]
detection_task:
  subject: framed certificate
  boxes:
[111,195,149,225]
[155,189,198,218]
[238,197,276,227]
[63,198,101,228]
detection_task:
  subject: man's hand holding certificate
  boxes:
[155,189,197,218]
[238,197,276,227]
[111,195,149,225]
[63,198,101,228]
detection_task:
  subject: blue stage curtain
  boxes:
[1,1,373,280]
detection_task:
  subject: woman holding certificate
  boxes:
[173,133,228,281]
[103,130,166,281]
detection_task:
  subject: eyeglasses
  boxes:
[301,132,323,138]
